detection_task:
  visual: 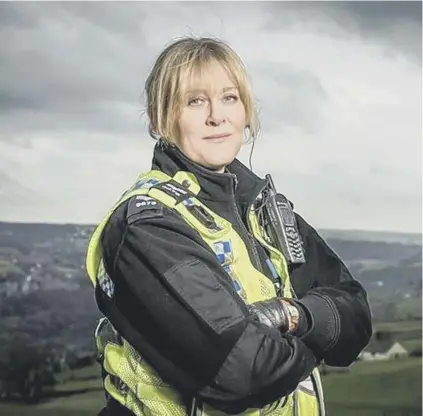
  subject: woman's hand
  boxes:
[247,298,300,333]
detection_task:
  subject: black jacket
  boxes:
[97,143,372,414]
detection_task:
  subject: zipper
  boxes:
[231,175,323,415]
[230,175,263,273]
[245,181,286,298]
[232,178,289,414]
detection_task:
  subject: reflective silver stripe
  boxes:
[190,397,203,416]
[293,391,299,416]
[95,317,109,337]
[298,375,316,396]
[190,398,197,416]
[311,373,326,416]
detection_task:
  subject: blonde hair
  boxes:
[144,36,260,144]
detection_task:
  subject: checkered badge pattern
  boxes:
[133,177,161,190]
[119,178,161,200]
[213,241,233,266]
[182,198,195,207]
[130,178,160,191]
[213,241,247,301]
[97,259,115,298]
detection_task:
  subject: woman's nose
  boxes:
[206,103,226,126]
[206,116,225,126]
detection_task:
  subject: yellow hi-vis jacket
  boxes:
[85,168,325,416]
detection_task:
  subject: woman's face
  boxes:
[176,63,246,173]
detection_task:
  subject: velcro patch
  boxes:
[126,195,163,224]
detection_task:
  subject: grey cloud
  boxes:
[263,1,422,62]
[0,170,49,211]
[0,1,146,35]
[0,1,420,146]
[313,163,421,203]
[58,2,147,36]
[251,62,329,135]
[0,2,40,30]
[0,2,151,140]
[0,2,420,230]
[328,1,422,26]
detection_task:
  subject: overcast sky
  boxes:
[0,1,421,233]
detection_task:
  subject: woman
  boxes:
[85,36,372,416]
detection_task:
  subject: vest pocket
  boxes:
[102,339,188,416]
[199,394,294,416]
[135,383,187,416]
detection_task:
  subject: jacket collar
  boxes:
[150,142,267,214]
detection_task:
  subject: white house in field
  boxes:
[359,337,409,362]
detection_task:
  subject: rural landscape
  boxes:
[0,221,421,415]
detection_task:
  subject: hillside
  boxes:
[0,221,421,415]
[1,353,421,416]
[320,228,422,245]
[0,221,421,349]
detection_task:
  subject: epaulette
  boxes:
[126,194,163,225]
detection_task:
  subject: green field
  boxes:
[375,319,422,334]
[0,364,104,416]
[324,357,422,415]
[1,357,421,416]
[1,320,421,415]
[374,319,422,354]
[397,298,422,319]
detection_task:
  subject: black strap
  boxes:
[151,180,220,231]
[151,180,196,205]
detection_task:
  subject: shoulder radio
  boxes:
[261,174,306,265]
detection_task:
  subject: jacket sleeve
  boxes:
[288,213,373,367]
[97,197,319,414]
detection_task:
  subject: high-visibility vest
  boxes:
[85,169,325,416]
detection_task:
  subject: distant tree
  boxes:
[410,348,422,357]
[415,279,422,296]
[0,332,56,403]
[0,260,25,280]
[383,302,398,321]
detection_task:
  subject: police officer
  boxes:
[86,36,372,416]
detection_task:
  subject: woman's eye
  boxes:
[188,97,204,106]
[224,94,238,102]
